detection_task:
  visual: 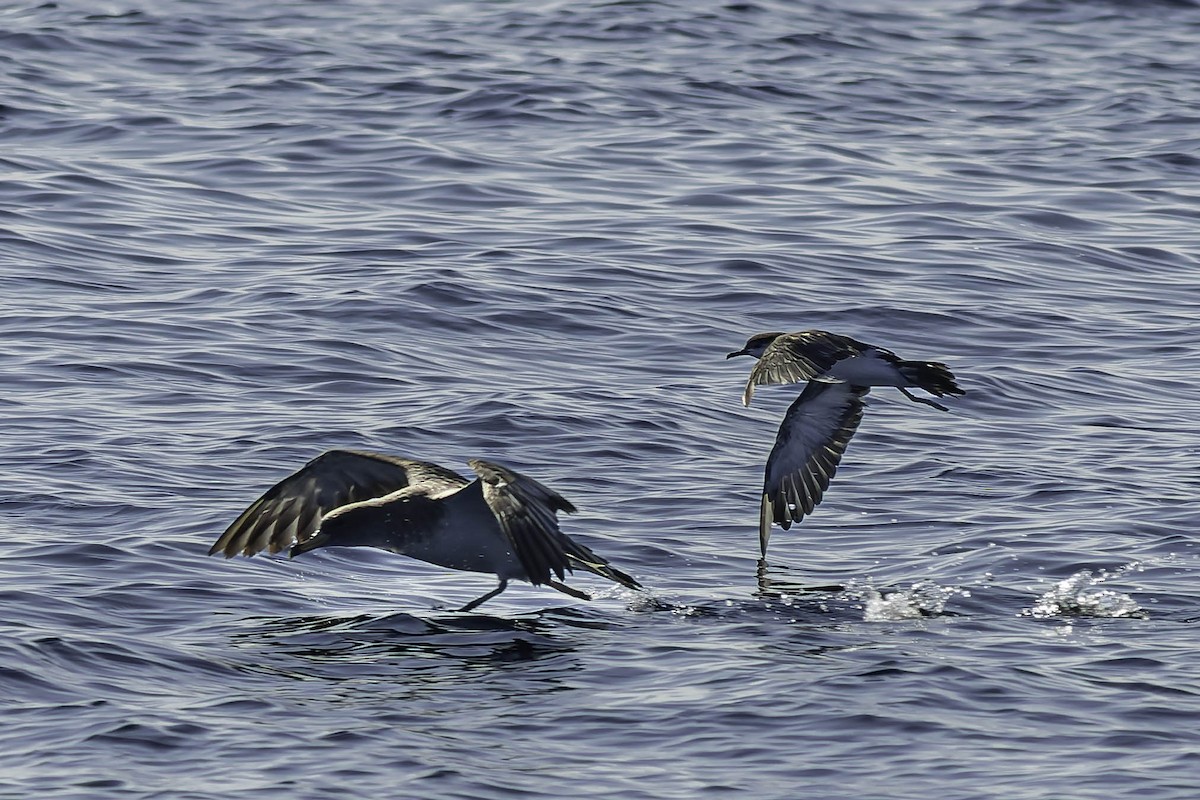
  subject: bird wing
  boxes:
[760,381,869,557]
[742,330,869,406]
[209,450,468,558]
[289,484,452,558]
[468,459,640,590]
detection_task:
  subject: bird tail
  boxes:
[898,361,965,398]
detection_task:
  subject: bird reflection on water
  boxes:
[755,560,845,600]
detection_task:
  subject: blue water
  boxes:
[3,0,1200,797]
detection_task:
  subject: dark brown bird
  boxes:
[209,450,641,611]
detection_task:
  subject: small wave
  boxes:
[1023,566,1146,619]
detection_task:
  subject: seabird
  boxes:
[208,450,641,611]
[726,329,964,410]
[756,380,869,558]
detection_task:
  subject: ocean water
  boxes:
[3,0,1200,797]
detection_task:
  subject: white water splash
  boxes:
[849,580,966,622]
[1023,566,1145,619]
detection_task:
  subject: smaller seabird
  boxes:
[757,380,869,558]
[208,450,641,611]
[727,330,964,410]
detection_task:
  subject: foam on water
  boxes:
[1024,565,1146,620]
[847,579,969,622]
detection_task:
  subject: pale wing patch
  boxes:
[209,449,468,558]
[743,330,865,406]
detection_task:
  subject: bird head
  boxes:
[726,332,784,360]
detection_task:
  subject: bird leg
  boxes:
[457,578,508,612]
[899,387,949,412]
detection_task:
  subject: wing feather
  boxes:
[209,450,468,558]
[469,459,640,591]
[759,381,869,556]
[743,331,870,406]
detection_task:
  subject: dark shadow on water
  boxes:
[224,608,588,680]
[216,598,670,681]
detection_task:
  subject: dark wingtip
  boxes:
[594,562,641,591]
[612,567,642,591]
[207,536,238,558]
[289,532,327,558]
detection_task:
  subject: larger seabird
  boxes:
[726,329,964,410]
[208,450,641,611]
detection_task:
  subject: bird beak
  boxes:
[726,349,748,359]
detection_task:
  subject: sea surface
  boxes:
[3,0,1199,798]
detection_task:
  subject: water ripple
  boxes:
[3,0,1200,797]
